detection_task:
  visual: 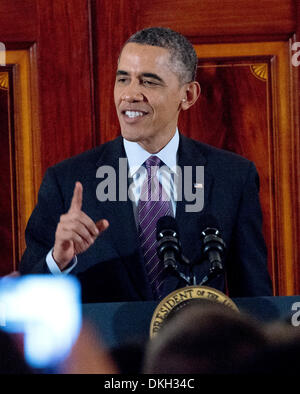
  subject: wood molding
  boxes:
[6,49,41,262]
[293,1,300,294]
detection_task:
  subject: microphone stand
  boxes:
[198,264,223,286]
[164,255,192,286]
[161,249,224,288]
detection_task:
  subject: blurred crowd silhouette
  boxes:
[1,299,300,375]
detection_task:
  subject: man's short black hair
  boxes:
[124,27,198,84]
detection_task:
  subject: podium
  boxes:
[82,295,300,349]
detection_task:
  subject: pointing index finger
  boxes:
[69,182,83,212]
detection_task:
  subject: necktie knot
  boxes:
[144,156,161,174]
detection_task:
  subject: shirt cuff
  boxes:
[46,248,77,274]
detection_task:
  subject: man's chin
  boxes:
[120,130,141,143]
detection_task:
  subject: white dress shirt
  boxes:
[124,128,179,222]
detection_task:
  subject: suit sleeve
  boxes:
[226,162,273,297]
[19,167,66,274]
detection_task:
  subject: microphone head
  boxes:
[199,214,221,237]
[156,216,182,263]
[199,214,226,255]
[156,215,179,240]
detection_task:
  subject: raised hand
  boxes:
[53,182,109,270]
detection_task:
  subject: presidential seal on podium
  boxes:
[150,285,239,338]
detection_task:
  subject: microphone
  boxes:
[156,216,181,270]
[200,215,226,275]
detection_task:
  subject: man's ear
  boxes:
[181,81,201,110]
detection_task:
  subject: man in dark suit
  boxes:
[19,27,272,302]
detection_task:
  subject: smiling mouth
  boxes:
[122,110,148,119]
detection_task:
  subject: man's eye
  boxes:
[117,78,128,83]
[142,80,156,86]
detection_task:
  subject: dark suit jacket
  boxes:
[19,134,272,302]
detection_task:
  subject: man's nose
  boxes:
[121,82,144,102]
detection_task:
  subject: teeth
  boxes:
[125,111,144,118]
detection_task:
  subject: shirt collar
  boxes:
[123,128,179,176]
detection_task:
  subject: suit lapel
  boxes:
[176,134,214,263]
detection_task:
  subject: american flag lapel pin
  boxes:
[194,183,203,189]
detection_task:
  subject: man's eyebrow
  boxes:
[141,73,164,83]
[116,70,129,76]
[116,70,164,83]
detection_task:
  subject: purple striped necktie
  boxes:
[137,155,172,299]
